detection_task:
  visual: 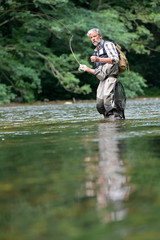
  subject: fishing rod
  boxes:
[0,9,81,66]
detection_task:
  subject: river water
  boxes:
[0,98,160,240]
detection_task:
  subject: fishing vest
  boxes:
[93,40,108,68]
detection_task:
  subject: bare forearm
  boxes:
[96,57,112,64]
[91,56,112,64]
[90,56,113,64]
[85,66,95,74]
[79,64,95,74]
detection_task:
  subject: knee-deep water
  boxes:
[0,98,160,240]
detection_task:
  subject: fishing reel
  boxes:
[78,64,87,72]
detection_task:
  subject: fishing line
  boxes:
[0,9,81,65]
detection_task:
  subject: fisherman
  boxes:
[80,28,125,119]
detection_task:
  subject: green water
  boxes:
[0,99,160,240]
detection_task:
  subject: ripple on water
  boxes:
[0,99,159,137]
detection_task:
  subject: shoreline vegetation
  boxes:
[0,1,160,105]
[0,97,160,108]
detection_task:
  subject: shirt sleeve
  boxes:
[104,42,119,64]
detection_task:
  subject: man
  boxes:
[80,28,125,119]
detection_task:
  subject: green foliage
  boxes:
[49,53,92,94]
[0,48,41,103]
[119,71,147,98]
[0,0,159,103]
[33,0,68,5]
[144,86,160,97]
[0,84,16,104]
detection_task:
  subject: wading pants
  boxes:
[96,77,117,117]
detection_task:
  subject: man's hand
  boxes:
[78,64,95,75]
[90,56,99,62]
[78,64,88,72]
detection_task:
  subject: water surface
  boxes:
[0,99,160,240]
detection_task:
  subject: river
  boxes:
[0,98,160,240]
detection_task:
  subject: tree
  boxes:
[0,0,159,103]
[0,0,92,102]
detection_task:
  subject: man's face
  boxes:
[89,32,101,46]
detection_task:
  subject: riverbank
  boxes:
[0,97,160,108]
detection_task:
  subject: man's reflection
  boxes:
[85,121,130,222]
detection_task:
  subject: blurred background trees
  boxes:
[0,0,160,103]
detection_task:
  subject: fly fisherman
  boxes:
[80,28,124,119]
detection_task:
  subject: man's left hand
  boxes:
[90,56,99,62]
[78,64,87,72]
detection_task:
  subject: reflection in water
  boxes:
[97,122,130,222]
[0,100,160,239]
[85,121,130,222]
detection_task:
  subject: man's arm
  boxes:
[79,64,95,74]
[90,42,119,64]
[103,41,119,64]
[90,56,112,64]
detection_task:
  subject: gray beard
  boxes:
[93,41,99,46]
[93,38,101,46]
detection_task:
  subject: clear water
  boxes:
[0,99,160,240]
